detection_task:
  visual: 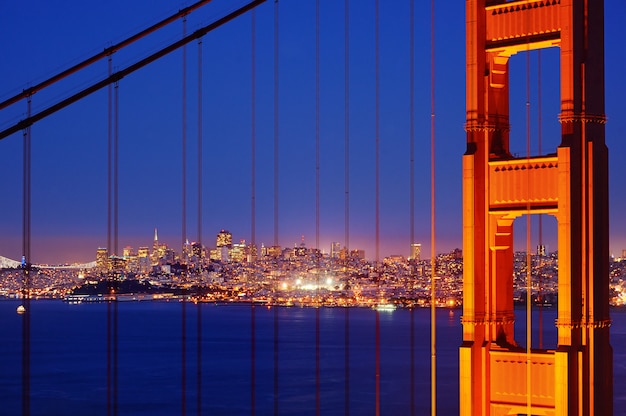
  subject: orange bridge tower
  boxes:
[461,1,613,415]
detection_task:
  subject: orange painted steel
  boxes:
[461,1,613,415]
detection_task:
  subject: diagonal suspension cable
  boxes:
[0,0,268,141]
[0,0,217,112]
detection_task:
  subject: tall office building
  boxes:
[330,242,341,258]
[216,229,233,248]
[409,243,421,261]
[96,248,109,271]
[137,247,149,258]
[123,246,134,258]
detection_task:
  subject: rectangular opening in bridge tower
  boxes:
[461,1,613,415]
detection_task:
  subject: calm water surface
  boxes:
[1,301,625,415]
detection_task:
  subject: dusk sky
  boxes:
[1,0,625,264]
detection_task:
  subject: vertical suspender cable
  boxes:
[21,95,32,416]
[196,36,204,416]
[106,55,113,416]
[525,35,532,416]
[181,14,188,416]
[537,50,543,350]
[374,0,380,266]
[114,81,119,260]
[343,1,351,414]
[374,1,381,415]
[315,0,321,414]
[409,0,415,413]
[113,78,120,416]
[250,10,257,416]
[273,2,280,415]
[273,2,279,250]
[429,0,436,414]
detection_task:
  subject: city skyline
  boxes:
[1,1,625,264]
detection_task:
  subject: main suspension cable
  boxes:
[0,0,217,111]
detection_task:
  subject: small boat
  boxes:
[374,303,396,312]
[16,305,26,314]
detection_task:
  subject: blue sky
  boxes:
[0,0,625,264]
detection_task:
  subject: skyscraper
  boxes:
[216,229,233,248]
[409,243,421,261]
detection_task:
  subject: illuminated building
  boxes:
[96,248,109,271]
[409,243,421,261]
[537,244,546,257]
[247,243,257,262]
[216,229,232,249]
[330,242,341,258]
[137,247,149,258]
[230,240,247,263]
[191,242,203,258]
[350,249,365,260]
[137,246,150,273]
[123,246,134,258]
[266,245,282,258]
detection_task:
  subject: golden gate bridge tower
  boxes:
[461,0,612,415]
